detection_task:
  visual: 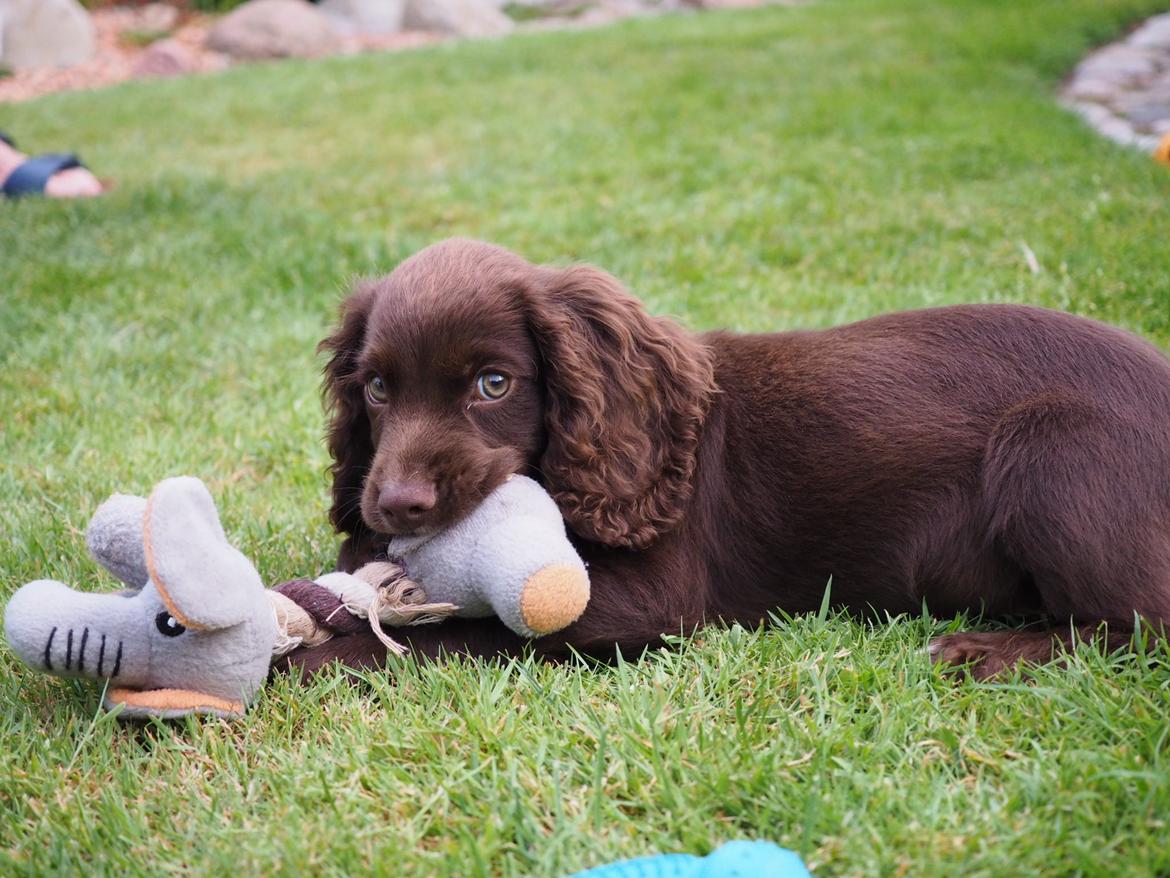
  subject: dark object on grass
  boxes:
[0,130,101,200]
[2,152,85,198]
[285,238,1170,681]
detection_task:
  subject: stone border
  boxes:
[1061,12,1170,154]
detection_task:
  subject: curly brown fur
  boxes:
[521,263,715,548]
[294,239,1170,680]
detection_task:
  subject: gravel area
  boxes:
[0,6,443,104]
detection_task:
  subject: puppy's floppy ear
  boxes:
[525,263,715,550]
[319,280,379,539]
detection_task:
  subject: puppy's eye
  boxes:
[476,372,511,400]
[367,375,388,404]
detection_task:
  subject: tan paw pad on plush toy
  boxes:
[520,564,591,636]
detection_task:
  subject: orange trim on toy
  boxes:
[141,491,209,631]
[108,687,244,715]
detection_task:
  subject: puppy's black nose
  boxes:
[377,481,437,530]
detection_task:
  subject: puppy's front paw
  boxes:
[928,632,1017,680]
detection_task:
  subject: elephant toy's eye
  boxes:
[155,611,186,637]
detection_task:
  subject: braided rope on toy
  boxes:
[268,563,458,657]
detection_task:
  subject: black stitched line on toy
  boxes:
[77,628,89,673]
[111,641,123,678]
[43,627,56,671]
[65,629,73,670]
[97,634,107,676]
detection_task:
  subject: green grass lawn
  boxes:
[3,0,1170,874]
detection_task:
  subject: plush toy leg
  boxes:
[519,565,590,636]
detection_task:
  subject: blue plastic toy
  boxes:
[568,840,811,878]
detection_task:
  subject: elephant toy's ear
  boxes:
[143,477,264,631]
[86,493,150,588]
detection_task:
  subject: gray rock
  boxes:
[206,0,341,60]
[0,0,95,70]
[403,0,513,37]
[1067,100,1161,149]
[131,38,194,79]
[1126,104,1170,131]
[1139,81,1170,106]
[1134,133,1161,151]
[1128,13,1170,52]
[1068,101,1115,129]
[687,0,774,7]
[1075,44,1160,86]
[573,5,629,27]
[1111,86,1170,112]
[1064,77,1117,103]
[1109,81,1170,117]
[1095,113,1140,146]
[502,0,578,7]
[320,0,405,35]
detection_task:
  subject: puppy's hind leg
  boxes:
[929,394,1170,679]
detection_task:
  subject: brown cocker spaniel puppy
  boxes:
[281,238,1170,679]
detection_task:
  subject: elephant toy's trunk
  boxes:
[4,580,148,687]
[42,624,126,677]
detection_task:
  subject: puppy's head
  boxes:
[320,239,715,549]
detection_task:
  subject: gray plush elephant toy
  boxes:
[4,473,592,720]
[4,477,277,719]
